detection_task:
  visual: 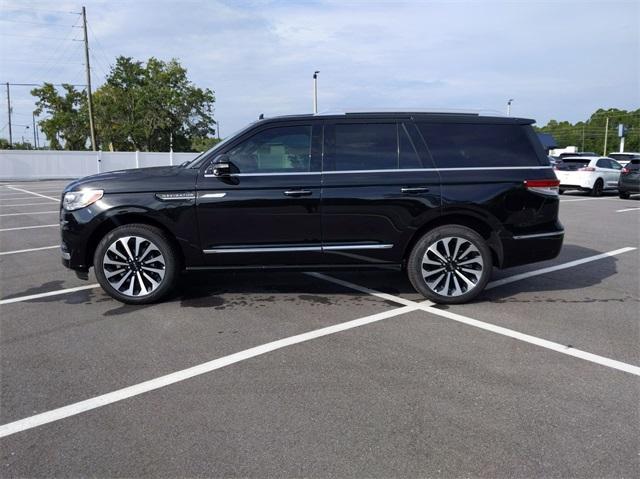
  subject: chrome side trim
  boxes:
[203,243,394,254]
[322,244,393,251]
[512,230,565,240]
[199,192,227,198]
[204,246,322,254]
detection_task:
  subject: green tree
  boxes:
[93,56,215,151]
[536,108,640,154]
[191,136,221,152]
[31,83,89,150]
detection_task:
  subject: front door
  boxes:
[196,122,323,267]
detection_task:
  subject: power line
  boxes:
[0,82,87,87]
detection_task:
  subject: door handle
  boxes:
[283,189,312,197]
[401,187,430,194]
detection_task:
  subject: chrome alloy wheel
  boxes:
[102,236,166,297]
[421,236,484,297]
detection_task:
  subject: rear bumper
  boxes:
[500,226,564,268]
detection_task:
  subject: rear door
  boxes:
[320,119,441,265]
[196,121,323,266]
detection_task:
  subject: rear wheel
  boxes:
[94,224,178,304]
[407,225,492,304]
[590,178,604,197]
[619,190,631,199]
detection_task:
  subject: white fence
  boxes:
[0,150,200,180]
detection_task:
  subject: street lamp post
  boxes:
[507,99,514,116]
[313,71,320,114]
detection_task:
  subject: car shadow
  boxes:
[4,244,630,314]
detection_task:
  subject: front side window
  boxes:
[226,125,311,173]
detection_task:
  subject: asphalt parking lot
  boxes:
[0,180,638,478]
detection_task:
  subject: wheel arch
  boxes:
[403,212,503,267]
[86,212,185,268]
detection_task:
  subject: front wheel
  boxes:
[94,224,178,304]
[619,190,631,199]
[407,225,492,304]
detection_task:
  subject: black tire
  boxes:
[590,178,604,197]
[559,189,565,195]
[94,224,178,304]
[619,190,631,199]
[407,225,492,304]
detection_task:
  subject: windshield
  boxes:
[185,121,261,168]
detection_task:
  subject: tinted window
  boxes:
[226,125,311,173]
[333,123,397,171]
[596,159,610,168]
[556,159,591,171]
[418,123,541,168]
[399,124,421,169]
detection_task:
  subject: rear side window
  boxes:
[417,123,541,168]
[328,123,423,171]
[333,123,396,170]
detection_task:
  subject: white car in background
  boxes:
[555,156,623,196]
[608,152,640,167]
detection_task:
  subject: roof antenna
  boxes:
[259,113,264,120]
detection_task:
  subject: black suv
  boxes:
[61,112,564,304]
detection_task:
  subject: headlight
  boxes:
[63,189,104,211]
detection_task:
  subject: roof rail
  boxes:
[314,107,504,117]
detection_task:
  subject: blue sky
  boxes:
[0,0,638,145]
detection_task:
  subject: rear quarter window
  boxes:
[417,123,543,168]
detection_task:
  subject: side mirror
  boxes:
[207,154,232,177]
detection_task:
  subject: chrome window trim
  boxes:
[512,230,564,240]
[203,166,552,178]
[203,243,394,254]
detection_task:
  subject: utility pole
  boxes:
[82,6,97,151]
[507,98,514,116]
[313,71,320,114]
[6,82,12,147]
[603,117,609,156]
[581,124,585,151]
[32,113,37,148]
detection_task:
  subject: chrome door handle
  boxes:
[401,187,430,194]
[283,189,312,197]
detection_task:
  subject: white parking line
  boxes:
[486,247,637,289]
[616,207,640,213]
[560,197,630,203]
[310,273,640,377]
[0,202,60,207]
[0,193,60,199]
[0,303,418,438]
[0,284,100,305]
[0,245,60,256]
[6,186,60,202]
[0,211,58,217]
[0,224,58,232]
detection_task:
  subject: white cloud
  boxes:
[1,0,638,143]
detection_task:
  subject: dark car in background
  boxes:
[60,111,563,305]
[618,158,640,198]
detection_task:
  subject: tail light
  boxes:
[578,166,596,171]
[621,167,630,175]
[524,179,560,196]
